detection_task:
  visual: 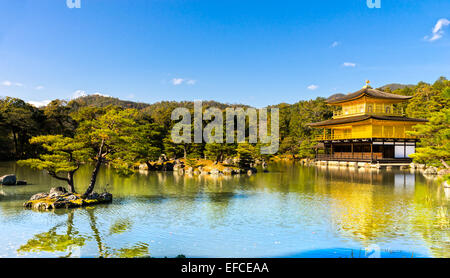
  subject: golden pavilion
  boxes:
[309,81,427,163]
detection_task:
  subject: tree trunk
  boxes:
[12,131,18,158]
[441,159,450,169]
[83,139,105,197]
[67,171,76,193]
[183,145,187,160]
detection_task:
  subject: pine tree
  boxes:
[18,135,91,193]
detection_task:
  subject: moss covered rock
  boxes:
[24,187,112,210]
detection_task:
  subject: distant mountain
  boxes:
[378,83,415,91]
[68,95,151,110]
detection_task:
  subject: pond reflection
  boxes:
[0,161,448,258]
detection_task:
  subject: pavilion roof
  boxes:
[308,115,427,128]
[326,87,412,104]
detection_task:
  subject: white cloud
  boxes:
[35,85,44,90]
[343,62,356,67]
[186,79,197,85]
[425,18,450,41]
[330,41,340,48]
[171,78,197,86]
[307,84,319,90]
[71,90,88,99]
[2,80,25,87]
[172,78,185,85]
[71,90,111,99]
[28,100,51,108]
[2,80,12,86]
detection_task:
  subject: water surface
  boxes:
[0,162,448,258]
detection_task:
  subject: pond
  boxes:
[0,161,448,258]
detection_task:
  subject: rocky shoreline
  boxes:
[137,157,268,176]
[23,187,112,210]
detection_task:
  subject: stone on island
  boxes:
[24,187,112,210]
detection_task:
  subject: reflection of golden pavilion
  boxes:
[309,81,427,163]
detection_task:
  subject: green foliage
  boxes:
[405,78,450,168]
[18,135,92,192]
[43,100,76,136]
[18,135,91,173]
[0,97,42,158]
[3,78,450,171]
[408,108,450,166]
[236,143,255,169]
[298,139,316,159]
[185,155,198,168]
[204,143,235,163]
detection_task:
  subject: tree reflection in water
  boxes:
[17,210,85,257]
[17,208,149,258]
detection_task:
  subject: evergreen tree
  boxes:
[18,135,92,193]
[236,143,255,170]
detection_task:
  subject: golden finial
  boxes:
[363,80,371,88]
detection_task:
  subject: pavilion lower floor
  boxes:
[315,139,417,163]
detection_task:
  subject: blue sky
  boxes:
[0,0,449,107]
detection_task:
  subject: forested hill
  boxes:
[0,77,448,167]
[68,95,151,110]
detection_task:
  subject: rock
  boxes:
[139,163,148,170]
[185,167,193,175]
[210,168,220,175]
[424,166,438,175]
[48,187,68,198]
[50,187,67,195]
[99,192,113,202]
[0,174,16,185]
[438,169,450,176]
[30,193,48,201]
[232,169,241,175]
[65,194,80,201]
[400,165,409,170]
[86,192,100,200]
[24,189,113,210]
[417,164,426,169]
[247,170,253,176]
[223,167,233,175]
[193,170,200,175]
[444,181,450,188]
[16,180,27,185]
